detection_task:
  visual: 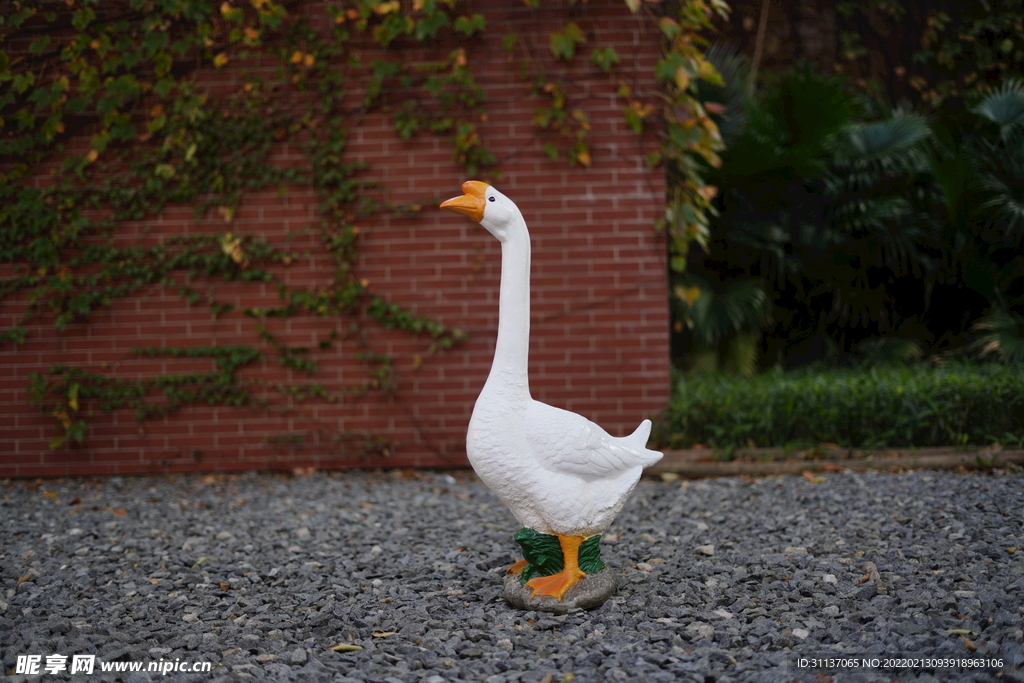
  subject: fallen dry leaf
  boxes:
[372,631,397,638]
[542,674,576,683]
[326,643,363,652]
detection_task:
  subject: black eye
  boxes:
[488,196,495,202]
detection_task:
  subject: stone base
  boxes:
[502,568,617,615]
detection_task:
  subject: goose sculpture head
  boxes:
[441,180,662,609]
[440,180,523,242]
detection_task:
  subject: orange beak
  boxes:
[440,181,489,223]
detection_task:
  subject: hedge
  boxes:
[654,363,1024,451]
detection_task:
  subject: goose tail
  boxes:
[627,419,663,467]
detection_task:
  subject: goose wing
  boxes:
[524,400,661,478]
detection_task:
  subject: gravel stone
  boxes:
[2,469,1023,681]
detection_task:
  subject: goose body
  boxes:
[469,389,661,538]
[441,181,662,600]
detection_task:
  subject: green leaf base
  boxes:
[512,528,606,585]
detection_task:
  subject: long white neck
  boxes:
[484,220,532,396]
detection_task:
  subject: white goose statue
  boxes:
[440,181,663,602]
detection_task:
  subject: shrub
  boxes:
[677,63,1024,372]
[655,363,1024,451]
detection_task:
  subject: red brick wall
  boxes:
[0,1,670,477]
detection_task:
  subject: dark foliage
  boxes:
[673,65,1024,371]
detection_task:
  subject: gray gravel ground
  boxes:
[2,468,1023,683]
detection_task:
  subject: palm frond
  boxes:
[683,279,772,348]
[973,79,1024,141]
[973,307,1024,362]
[721,333,760,377]
[688,348,721,376]
[836,113,931,162]
[974,128,1024,243]
[977,176,1024,241]
[773,70,859,153]
[831,195,914,234]
[715,70,858,184]
[701,41,750,145]
[829,195,935,276]
[926,154,975,232]
[827,113,932,200]
[685,334,760,378]
[856,337,923,365]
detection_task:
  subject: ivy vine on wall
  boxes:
[1,0,728,454]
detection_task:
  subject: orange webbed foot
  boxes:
[525,567,586,601]
[507,559,528,575]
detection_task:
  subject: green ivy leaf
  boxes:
[153,77,175,99]
[501,32,518,54]
[624,106,643,134]
[154,164,176,179]
[590,46,620,74]
[0,327,28,344]
[29,37,51,55]
[453,13,485,36]
[13,72,35,94]
[414,11,450,41]
[659,17,680,40]
[71,7,96,30]
[220,3,244,23]
[655,53,685,83]
[373,13,414,48]
[549,22,585,60]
